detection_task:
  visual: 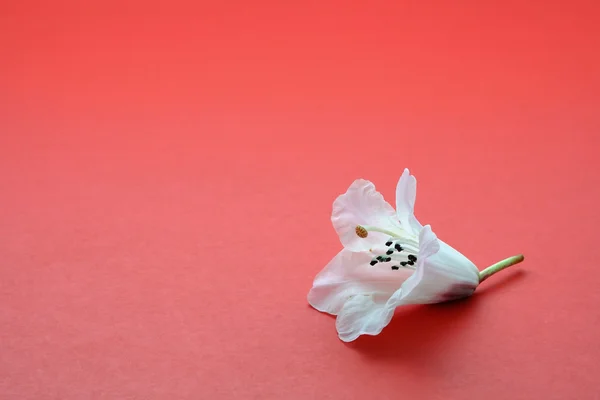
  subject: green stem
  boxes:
[478,254,524,283]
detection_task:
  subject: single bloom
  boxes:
[307,169,523,342]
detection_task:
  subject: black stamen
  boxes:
[408,255,417,262]
[407,261,415,266]
[385,257,392,262]
[391,266,399,270]
[400,261,408,266]
[394,243,403,252]
[370,260,378,266]
[376,256,384,261]
[386,249,394,255]
[385,240,393,246]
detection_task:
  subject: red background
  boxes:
[1,1,600,399]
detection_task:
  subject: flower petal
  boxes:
[333,227,440,341]
[423,238,481,302]
[389,225,479,306]
[334,225,480,341]
[395,169,423,235]
[336,295,391,342]
[331,179,398,252]
[308,248,411,315]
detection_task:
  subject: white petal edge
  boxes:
[395,168,423,235]
[331,179,398,252]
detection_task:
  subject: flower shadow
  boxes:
[344,269,527,367]
[476,268,527,295]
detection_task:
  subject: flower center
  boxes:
[355,224,420,271]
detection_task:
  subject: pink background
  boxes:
[1,1,600,399]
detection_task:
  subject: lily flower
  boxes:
[308,169,524,342]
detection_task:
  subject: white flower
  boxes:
[308,169,523,342]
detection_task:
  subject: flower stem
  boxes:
[478,254,524,283]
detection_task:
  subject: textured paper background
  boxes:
[1,1,599,399]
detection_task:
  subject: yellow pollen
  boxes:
[355,225,368,238]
